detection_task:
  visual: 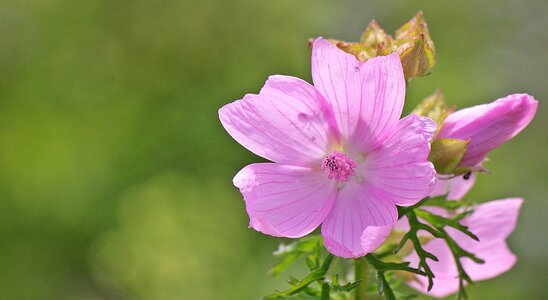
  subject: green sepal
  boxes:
[412,90,455,138]
[428,138,469,174]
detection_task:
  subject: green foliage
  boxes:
[252,182,489,300]
[399,199,486,299]
[271,236,324,277]
[396,209,441,291]
[264,253,335,299]
[266,236,364,300]
[331,274,362,292]
[423,196,471,210]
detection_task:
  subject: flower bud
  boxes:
[393,12,436,79]
[359,20,394,57]
[417,91,538,175]
[437,93,538,168]
[313,12,436,80]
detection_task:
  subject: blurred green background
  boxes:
[0,0,546,299]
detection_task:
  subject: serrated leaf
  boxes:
[424,196,471,210]
[416,209,480,241]
[264,272,325,299]
[264,254,334,300]
[331,273,361,292]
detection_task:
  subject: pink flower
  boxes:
[405,199,523,297]
[219,37,437,258]
[431,94,537,198]
[438,94,538,168]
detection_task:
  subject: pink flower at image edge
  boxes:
[430,93,538,199]
[219,37,437,258]
[405,198,523,298]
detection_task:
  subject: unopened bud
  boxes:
[311,12,436,81]
[393,12,436,79]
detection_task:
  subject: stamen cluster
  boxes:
[322,151,358,182]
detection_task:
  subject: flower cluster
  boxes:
[219,13,537,300]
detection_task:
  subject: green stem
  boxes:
[355,257,368,300]
[320,282,330,300]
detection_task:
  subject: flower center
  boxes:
[322,151,358,182]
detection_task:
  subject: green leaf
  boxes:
[365,254,426,276]
[331,274,362,292]
[264,254,335,300]
[270,236,323,277]
[437,227,484,299]
[399,210,441,291]
[400,197,485,299]
[416,209,480,241]
[305,254,319,270]
[264,271,325,299]
[423,196,471,210]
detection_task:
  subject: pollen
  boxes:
[322,151,358,182]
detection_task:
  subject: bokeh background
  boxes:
[0,0,546,299]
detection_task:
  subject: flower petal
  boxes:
[311,37,405,152]
[234,163,337,238]
[219,75,337,166]
[438,94,538,167]
[460,198,523,245]
[364,114,437,206]
[361,224,394,254]
[462,241,516,282]
[321,182,398,258]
